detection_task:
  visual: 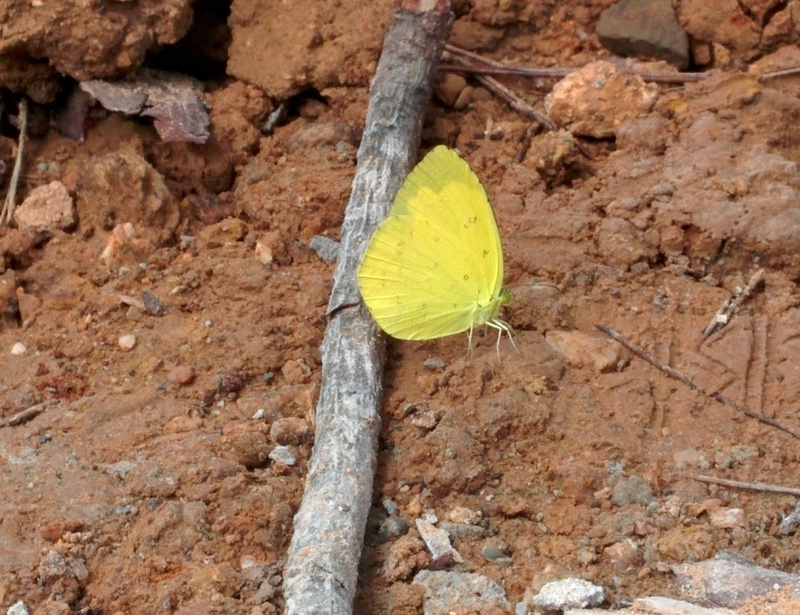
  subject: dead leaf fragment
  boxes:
[80,69,210,144]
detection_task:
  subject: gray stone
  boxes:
[415,519,463,564]
[597,0,689,69]
[414,570,510,615]
[673,556,800,608]
[7,601,29,615]
[633,596,734,614]
[106,460,135,479]
[533,578,605,612]
[611,474,654,506]
[268,445,297,466]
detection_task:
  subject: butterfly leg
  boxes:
[466,321,476,357]
[488,318,518,358]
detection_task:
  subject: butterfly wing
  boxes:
[357,146,505,340]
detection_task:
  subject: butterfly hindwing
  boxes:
[357,146,506,341]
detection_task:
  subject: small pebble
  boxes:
[255,241,273,265]
[252,408,267,421]
[533,578,605,611]
[118,334,137,350]
[7,601,29,615]
[423,357,445,371]
[126,305,144,321]
[10,342,27,355]
[482,544,504,561]
[416,518,463,563]
[709,507,746,529]
[167,365,195,386]
[423,508,439,524]
[383,498,399,516]
[141,290,165,316]
[378,515,409,542]
[268,445,297,466]
[106,460,135,478]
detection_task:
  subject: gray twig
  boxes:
[0,400,57,428]
[686,473,800,497]
[282,2,454,614]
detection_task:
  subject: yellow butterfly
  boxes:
[357,145,513,350]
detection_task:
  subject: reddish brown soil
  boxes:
[1,1,800,614]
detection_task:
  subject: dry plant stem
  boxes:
[441,62,709,84]
[686,473,800,496]
[699,269,764,345]
[443,44,710,83]
[0,400,56,428]
[282,3,453,614]
[597,325,800,441]
[443,45,594,158]
[444,44,800,84]
[1,98,28,225]
[475,74,558,131]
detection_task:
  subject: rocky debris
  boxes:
[80,69,210,144]
[545,61,659,138]
[118,334,136,351]
[415,518,464,565]
[269,417,312,446]
[597,0,690,69]
[285,121,359,153]
[611,475,655,507]
[413,570,510,614]
[673,555,800,608]
[14,181,75,233]
[546,330,628,372]
[383,532,428,582]
[6,601,29,615]
[268,445,297,466]
[677,0,761,59]
[533,578,605,613]
[77,148,179,247]
[217,423,271,469]
[778,500,800,535]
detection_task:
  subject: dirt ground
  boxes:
[1,0,800,613]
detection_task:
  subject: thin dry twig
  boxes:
[443,44,710,84]
[1,98,28,226]
[444,45,800,87]
[699,269,765,345]
[759,66,800,81]
[443,45,591,158]
[443,45,557,131]
[0,400,57,428]
[686,473,800,496]
[282,3,453,614]
[597,324,800,441]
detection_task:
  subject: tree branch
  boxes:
[282,2,454,613]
